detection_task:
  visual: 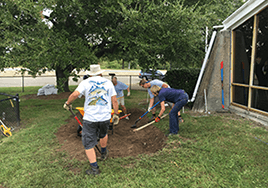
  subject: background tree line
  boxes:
[0,0,245,92]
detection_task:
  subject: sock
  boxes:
[90,162,98,168]
[101,147,106,153]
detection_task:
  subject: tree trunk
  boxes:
[56,67,70,92]
[122,59,124,69]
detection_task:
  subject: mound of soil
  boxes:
[21,92,167,161]
[55,108,167,161]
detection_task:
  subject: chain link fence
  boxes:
[0,93,20,134]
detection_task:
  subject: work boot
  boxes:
[85,165,100,176]
[100,150,109,161]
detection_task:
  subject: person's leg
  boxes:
[100,134,108,148]
[85,148,97,163]
[169,98,188,134]
[82,120,100,175]
[169,106,179,134]
[99,120,110,160]
[120,98,129,120]
[168,102,183,122]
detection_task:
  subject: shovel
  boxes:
[131,101,160,128]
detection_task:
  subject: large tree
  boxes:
[1,0,245,92]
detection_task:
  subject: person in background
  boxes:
[112,76,131,120]
[63,64,119,176]
[150,85,188,136]
[139,79,184,122]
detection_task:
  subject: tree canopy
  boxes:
[0,0,245,91]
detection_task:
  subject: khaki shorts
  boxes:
[117,96,125,106]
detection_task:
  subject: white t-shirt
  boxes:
[76,76,116,122]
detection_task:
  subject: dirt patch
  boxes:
[55,108,167,161]
[21,92,167,161]
[21,92,72,100]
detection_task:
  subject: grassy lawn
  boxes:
[0,86,268,187]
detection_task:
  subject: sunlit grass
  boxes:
[0,86,268,187]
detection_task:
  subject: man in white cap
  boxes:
[63,64,119,176]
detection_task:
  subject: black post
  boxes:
[109,73,115,80]
[130,75,132,90]
[15,94,20,126]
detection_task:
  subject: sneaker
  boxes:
[165,133,177,137]
[125,116,129,120]
[100,150,109,161]
[85,166,100,176]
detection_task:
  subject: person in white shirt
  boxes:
[63,64,119,176]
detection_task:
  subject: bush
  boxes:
[165,67,200,100]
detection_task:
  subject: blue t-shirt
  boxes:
[114,81,129,98]
[158,88,186,103]
[148,79,170,98]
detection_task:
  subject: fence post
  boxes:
[22,74,24,92]
[15,94,20,126]
[130,75,132,90]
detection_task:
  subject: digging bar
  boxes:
[133,113,169,132]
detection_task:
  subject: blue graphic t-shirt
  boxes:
[114,81,129,98]
[76,76,116,122]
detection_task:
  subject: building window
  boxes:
[232,6,268,114]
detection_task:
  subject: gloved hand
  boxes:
[113,114,120,125]
[127,91,131,97]
[63,101,72,111]
[155,116,161,123]
[148,107,151,112]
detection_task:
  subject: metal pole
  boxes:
[22,74,24,92]
[130,75,132,90]
[16,94,20,126]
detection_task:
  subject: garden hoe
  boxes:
[131,101,160,128]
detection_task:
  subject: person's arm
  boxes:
[66,90,80,105]
[111,95,119,114]
[162,83,169,88]
[127,87,130,96]
[148,98,154,109]
[158,101,166,117]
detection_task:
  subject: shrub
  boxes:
[165,67,200,101]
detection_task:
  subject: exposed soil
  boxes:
[22,92,168,161]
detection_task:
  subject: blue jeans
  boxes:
[169,93,189,134]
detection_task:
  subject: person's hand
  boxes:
[155,116,161,123]
[127,91,131,97]
[148,107,151,112]
[63,101,72,111]
[113,114,120,125]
